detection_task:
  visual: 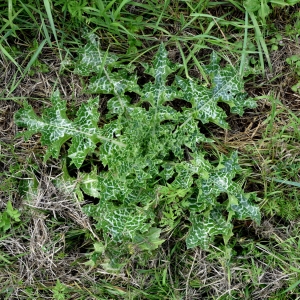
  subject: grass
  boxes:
[1,0,300,299]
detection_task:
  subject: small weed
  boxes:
[52,279,68,300]
[0,201,21,232]
[270,33,284,51]
[286,54,300,93]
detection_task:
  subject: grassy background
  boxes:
[1,0,300,299]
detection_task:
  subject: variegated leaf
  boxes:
[87,70,141,95]
[15,91,101,168]
[141,44,181,107]
[79,166,100,198]
[228,193,261,224]
[186,209,233,249]
[176,76,229,128]
[176,52,257,128]
[193,152,261,223]
[203,52,257,114]
[74,33,118,76]
[83,202,153,242]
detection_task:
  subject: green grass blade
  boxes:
[8,0,13,23]
[239,11,248,76]
[0,42,23,74]
[41,18,52,47]
[0,8,23,36]
[23,39,47,75]
[153,0,169,33]
[176,41,190,79]
[6,39,47,96]
[266,177,300,188]
[248,11,272,73]
[113,0,132,20]
[186,43,210,84]
[19,1,39,27]
[0,253,11,264]
[110,22,135,37]
[283,278,300,294]
[43,0,62,60]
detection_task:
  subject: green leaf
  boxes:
[205,52,257,115]
[79,167,100,198]
[133,228,165,251]
[170,118,213,158]
[74,32,118,76]
[142,44,180,85]
[189,151,261,230]
[94,242,105,254]
[141,44,181,107]
[6,201,21,222]
[87,70,140,95]
[194,152,241,211]
[228,193,261,224]
[186,209,233,249]
[15,91,101,168]
[52,279,67,300]
[0,212,11,232]
[258,2,271,20]
[177,52,256,128]
[86,69,141,117]
[176,76,229,128]
[83,202,153,243]
[286,0,300,4]
[244,0,260,12]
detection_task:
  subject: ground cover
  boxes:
[1,1,300,299]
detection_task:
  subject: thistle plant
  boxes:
[15,33,260,262]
